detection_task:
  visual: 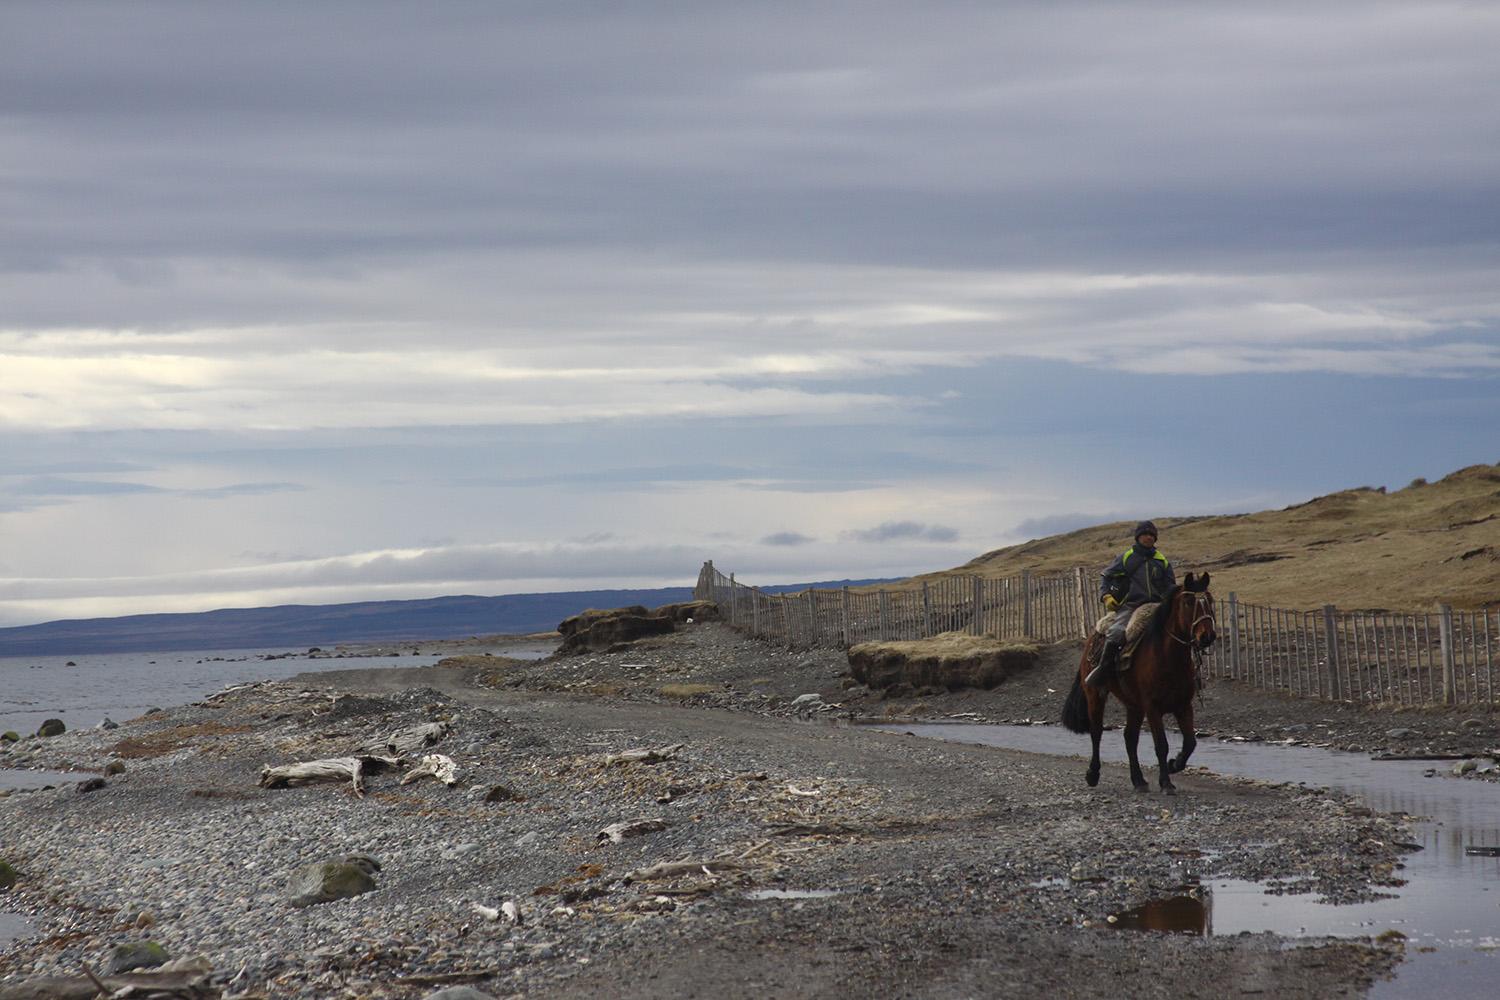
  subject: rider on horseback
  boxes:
[1086,520,1175,688]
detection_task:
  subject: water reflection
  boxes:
[885,722,1500,987]
[1111,889,1212,935]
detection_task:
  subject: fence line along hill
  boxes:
[901,462,1500,612]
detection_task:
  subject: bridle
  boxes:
[1168,590,1216,651]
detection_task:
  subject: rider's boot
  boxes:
[1085,639,1121,688]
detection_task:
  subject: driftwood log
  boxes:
[383,720,450,756]
[258,754,399,797]
[603,743,684,767]
[0,957,217,999]
[399,753,459,787]
[597,818,668,844]
[624,858,746,882]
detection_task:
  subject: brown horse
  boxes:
[1061,572,1216,794]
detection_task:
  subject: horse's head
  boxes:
[1179,572,1216,651]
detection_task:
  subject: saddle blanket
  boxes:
[1094,602,1160,645]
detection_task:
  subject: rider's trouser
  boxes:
[1106,603,1144,649]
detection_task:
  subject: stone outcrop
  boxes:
[557,600,718,655]
[848,633,1039,694]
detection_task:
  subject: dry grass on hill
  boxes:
[893,463,1500,613]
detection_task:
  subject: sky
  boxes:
[2,1,1498,627]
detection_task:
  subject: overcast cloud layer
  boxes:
[2,2,1497,626]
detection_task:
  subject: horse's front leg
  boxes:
[1123,704,1149,792]
[1146,708,1175,794]
[1168,702,1197,774]
[1086,688,1106,788]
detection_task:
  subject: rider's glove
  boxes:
[1102,594,1119,611]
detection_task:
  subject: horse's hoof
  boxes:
[1133,783,1149,793]
[1162,785,1177,796]
[1086,771,1100,788]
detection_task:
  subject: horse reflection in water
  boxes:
[1061,572,1217,793]
[1110,889,1214,936]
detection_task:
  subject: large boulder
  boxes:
[558,609,674,655]
[655,600,719,624]
[286,855,380,908]
[0,858,17,890]
[558,606,650,638]
[35,719,65,738]
[848,633,1039,693]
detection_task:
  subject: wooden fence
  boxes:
[693,561,1500,707]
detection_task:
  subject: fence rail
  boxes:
[693,561,1500,707]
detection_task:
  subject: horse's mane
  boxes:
[1142,585,1186,645]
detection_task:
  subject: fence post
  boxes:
[806,590,818,648]
[878,590,890,641]
[841,587,851,647]
[1440,604,1456,705]
[1074,566,1089,637]
[752,589,760,637]
[781,597,793,650]
[1227,593,1239,679]
[729,573,737,625]
[922,581,933,637]
[1021,569,1033,638]
[1322,604,1342,701]
[971,576,984,635]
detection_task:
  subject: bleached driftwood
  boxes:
[603,743,685,767]
[258,754,399,797]
[400,753,459,787]
[385,720,450,756]
[624,858,746,882]
[597,818,668,844]
[0,956,216,1000]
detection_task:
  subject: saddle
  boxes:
[1094,603,1160,666]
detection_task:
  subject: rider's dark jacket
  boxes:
[1099,544,1176,607]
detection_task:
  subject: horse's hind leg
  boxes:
[1086,688,1106,788]
[1169,702,1197,775]
[1146,708,1175,794]
[1123,704,1149,792]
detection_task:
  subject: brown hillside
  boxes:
[900,463,1500,612]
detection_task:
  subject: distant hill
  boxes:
[892,462,1500,612]
[0,579,894,657]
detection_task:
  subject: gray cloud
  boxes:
[842,521,959,544]
[12,477,165,497]
[761,531,816,547]
[1013,513,1113,539]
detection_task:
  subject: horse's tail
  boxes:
[1061,673,1091,733]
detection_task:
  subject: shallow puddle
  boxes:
[744,888,843,900]
[1109,890,1210,934]
[0,912,32,948]
[0,768,91,792]
[888,722,1500,995]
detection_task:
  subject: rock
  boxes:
[848,634,1040,692]
[423,988,499,1000]
[96,717,119,730]
[1462,718,1487,731]
[558,606,650,638]
[655,600,719,625]
[106,940,170,974]
[76,778,107,794]
[557,609,676,655]
[104,761,127,776]
[1386,728,1417,740]
[286,856,380,908]
[35,719,66,738]
[790,693,824,708]
[471,783,522,802]
[0,731,18,743]
[1453,759,1479,776]
[0,858,17,890]
[514,831,541,848]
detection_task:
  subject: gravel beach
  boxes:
[0,622,1439,998]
